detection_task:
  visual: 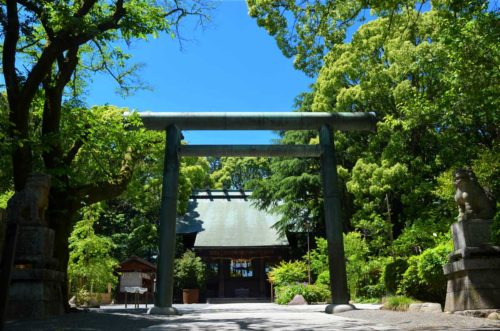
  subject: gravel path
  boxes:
[4,303,500,330]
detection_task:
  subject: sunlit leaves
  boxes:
[68,203,119,293]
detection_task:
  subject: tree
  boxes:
[94,152,212,262]
[250,2,498,260]
[246,0,431,76]
[68,204,118,296]
[0,0,212,311]
[210,157,271,189]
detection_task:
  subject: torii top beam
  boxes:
[138,112,377,132]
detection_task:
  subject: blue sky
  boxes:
[87,1,314,145]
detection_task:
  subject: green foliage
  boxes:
[383,259,409,296]
[75,288,92,307]
[392,220,448,257]
[343,232,369,292]
[68,204,119,294]
[268,260,308,287]
[210,157,270,189]
[275,283,330,305]
[417,242,452,295]
[93,139,211,262]
[247,0,413,76]
[307,235,385,300]
[174,250,206,289]
[315,270,330,286]
[1,0,212,309]
[383,296,418,311]
[398,241,452,303]
[251,124,324,236]
[308,237,329,277]
[0,191,13,210]
[249,2,498,305]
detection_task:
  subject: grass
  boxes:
[352,297,382,304]
[382,296,419,311]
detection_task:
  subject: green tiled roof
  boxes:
[176,190,288,248]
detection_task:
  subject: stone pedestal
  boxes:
[4,173,65,320]
[7,225,65,319]
[14,226,58,268]
[444,257,500,312]
[443,219,500,312]
[7,268,65,319]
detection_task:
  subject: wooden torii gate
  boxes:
[139,112,377,315]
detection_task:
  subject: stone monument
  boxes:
[5,174,65,319]
[443,168,499,312]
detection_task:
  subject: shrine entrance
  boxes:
[139,112,376,314]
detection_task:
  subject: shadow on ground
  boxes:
[5,305,500,331]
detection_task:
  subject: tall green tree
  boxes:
[0,0,212,311]
[251,2,498,256]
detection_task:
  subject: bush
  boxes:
[275,283,330,305]
[398,241,452,303]
[383,296,418,311]
[383,258,408,296]
[315,270,330,286]
[357,257,387,299]
[397,255,423,299]
[308,237,329,277]
[174,250,206,289]
[268,260,308,287]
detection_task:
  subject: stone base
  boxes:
[147,306,179,315]
[325,304,356,314]
[15,226,58,268]
[7,268,65,320]
[443,257,500,312]
[452,219,493,250]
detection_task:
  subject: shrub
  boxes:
[383,258,409,296]
[356,257,387,299]
[397,255,423,299]
[315,270,330,286]
[174,250,206,289]
[383,296,418,311]
[308,237,329,277]
[398,241,452,303]
[268,260,308,287]
[275,283,330,305]
[416,241,451,302]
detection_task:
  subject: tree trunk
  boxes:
[46,190,78,313]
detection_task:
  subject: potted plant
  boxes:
[174,250,206,304]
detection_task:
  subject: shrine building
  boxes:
[176,189,289,300]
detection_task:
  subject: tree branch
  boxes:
[55,47,79,92]
[75,0,99,18]
[17,0,55,39]
[63,138,86,166]
[3,0,20,97]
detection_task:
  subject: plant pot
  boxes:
[182,288,199,304]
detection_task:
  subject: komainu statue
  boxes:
[6,173,51,226]
[454,168,495,221]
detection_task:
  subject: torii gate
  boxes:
[139,112,377,315]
